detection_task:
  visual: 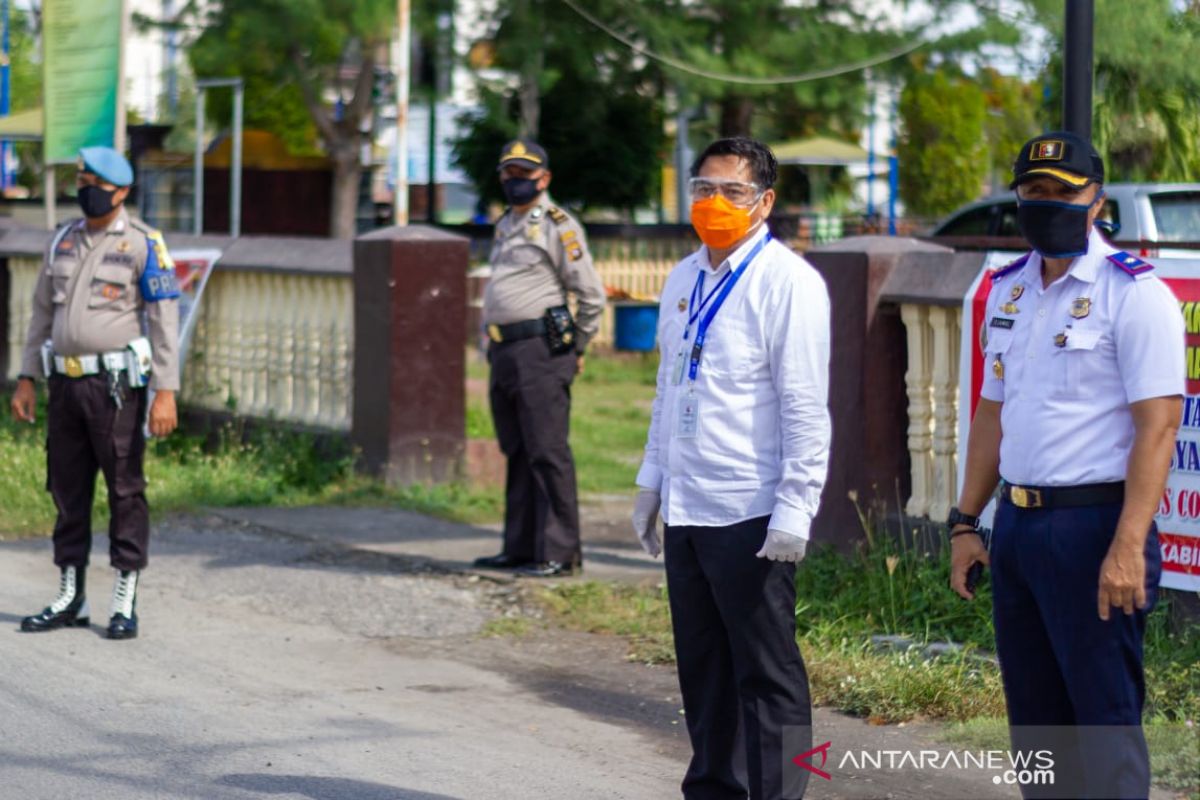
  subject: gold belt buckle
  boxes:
[486,324,503,343]
[62,356,84,378]
[1010,486,1044,509]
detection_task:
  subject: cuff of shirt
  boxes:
[767,505,813,541]
[1125,379,1185,404]
[149,376,180,392]
[635,461,663,492]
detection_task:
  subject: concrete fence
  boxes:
[0,219,984,532]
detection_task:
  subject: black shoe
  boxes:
[515,560,581,578]
[105,570,139,641]
[106,613,138,640]
[473,553,534,569]
[20,566,89,632]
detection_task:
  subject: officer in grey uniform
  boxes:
[473,139,606,577]
[10,146,181,640]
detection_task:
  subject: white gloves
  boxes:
[631,489,662,557]
[756,529,808,562]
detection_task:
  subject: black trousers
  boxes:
[488,337,580,564]
[992,500,1160,800]
[46,374,150,572]
[665,516,812,800]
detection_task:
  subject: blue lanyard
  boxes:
[683,271,732,341]
[687,233,771,382]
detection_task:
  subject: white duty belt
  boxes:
[53,351,128,378]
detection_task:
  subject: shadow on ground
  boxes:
[217,774,463,800]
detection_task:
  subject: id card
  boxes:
[676,392,699,438]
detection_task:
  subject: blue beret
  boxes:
[78,146,133,187]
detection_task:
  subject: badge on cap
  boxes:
[1030,140,1064,161]
[1070,297,1091,319]
[1010,284,1024,301]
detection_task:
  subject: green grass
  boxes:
[465,350,659,497]
[0,395,502,536]
[534,528,1200,726]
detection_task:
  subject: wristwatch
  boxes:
[946,507,980,531]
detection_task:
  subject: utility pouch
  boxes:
[125,337,153,388]
[40,340,53,378]
[543,305,576,355]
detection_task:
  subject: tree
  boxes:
[1028,0,1200,181]
[452,0,663,215]
[897,67,988,218]
[187,0,394,238]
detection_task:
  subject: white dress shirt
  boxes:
[635,225,832,539]
[980,228,1185,486]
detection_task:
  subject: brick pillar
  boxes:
[352,225,468,484]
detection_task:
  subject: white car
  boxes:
[932,183,1200,258]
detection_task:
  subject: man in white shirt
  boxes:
[950,131,1183,799]
[631,137,831,800]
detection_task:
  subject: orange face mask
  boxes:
[690,194,759,250]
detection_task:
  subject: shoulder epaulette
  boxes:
[1107,250,1154,278]
[991,252,1031,280]
[547,206,568,225]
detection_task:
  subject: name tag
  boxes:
[990,317,1016,329]
[102,253,135,266]
[672,351,686,385]
[676,392,699,438]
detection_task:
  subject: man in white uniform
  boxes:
[949,131,1184,799]
[632,137,831,800]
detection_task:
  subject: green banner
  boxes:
[43,0,123,164]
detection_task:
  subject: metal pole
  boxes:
[1063,0,1094,139]
[674,104,691,224]
[231,81,243,237]
[1,0,10,191]
[164,0,178,117]
[113,0,129,152]
[394,0,410,225]
[193,88,204,235]
[43,166,55,228]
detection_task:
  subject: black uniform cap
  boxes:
[1010,131,1104,190]
[498,139,548,171]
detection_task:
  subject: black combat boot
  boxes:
[20,565,90,632]
[106,569,139,641]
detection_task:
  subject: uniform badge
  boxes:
[1054,332,1068,348]
[526,223,541,241]
[63,356,84,378]
[1070,298,1091,319]
[1000,302,1020,315]
[116,240,131,253]
[678,298,687,312]
[487,324,503,343]
[1030,140,1064,161]
[992,357,1004,380]
[1010,284,1024,301]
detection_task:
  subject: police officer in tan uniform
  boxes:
[473,139,606,577]
[10,147,180,640]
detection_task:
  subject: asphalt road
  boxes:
[2,513,1174,800]
[0,517,683,800]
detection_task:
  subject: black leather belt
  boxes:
[486,318,545,344]
[1000,481,1125,509]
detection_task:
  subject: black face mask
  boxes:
[1016,193,1103,259]
[501,177,541,207]
[77,184,119,218]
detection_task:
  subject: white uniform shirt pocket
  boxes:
[1053,326,1104,398]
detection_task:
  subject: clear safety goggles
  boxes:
[688,177,763,207]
